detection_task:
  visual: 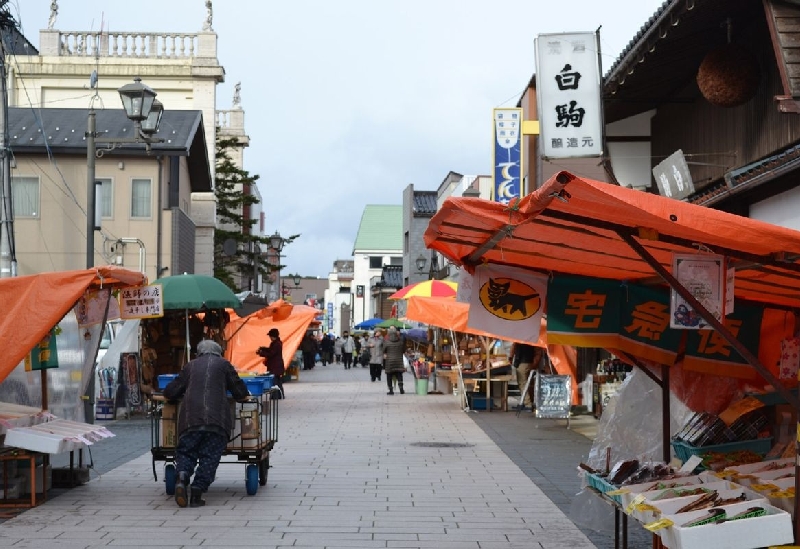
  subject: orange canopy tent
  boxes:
[405,295,580,403]
[424,171,800,404]
[224,300,321,373]
[0,266,148,384]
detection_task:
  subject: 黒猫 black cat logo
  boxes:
[478,277,541,321]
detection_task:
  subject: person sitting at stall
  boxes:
[510,342,543,410]
[162,339,250,508]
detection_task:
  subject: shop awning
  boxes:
[0,267,148,384]
[425,171,800,310]
[425,171,800,406]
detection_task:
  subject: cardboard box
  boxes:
[159,418,177,448]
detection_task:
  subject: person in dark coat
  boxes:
[319,334,333,366]
[383,326,406,395]
[259,328,285,398]
[163,339,249,508]
[300,332,318,370]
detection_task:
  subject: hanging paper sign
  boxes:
[670,254,726,330]
[119,284,164,320]
[467,264,546,344]
[456,268,475,304]
[25,328,59,371]
[74,288,120,327]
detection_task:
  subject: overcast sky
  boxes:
[17,0,666,278]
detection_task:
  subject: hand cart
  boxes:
[150,386,280,496]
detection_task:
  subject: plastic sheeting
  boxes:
[586,369,693,471]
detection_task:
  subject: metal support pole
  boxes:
[86,108,96,269]
[0,42,14,279]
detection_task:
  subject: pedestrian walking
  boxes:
[383,326,406,395]
[510,342,542,409]
[333,336,343,364]
[300,331,318,370]
[162,339,250,508]
[341,331,355,369]
[319,334,333,366]
[367,329,384,382]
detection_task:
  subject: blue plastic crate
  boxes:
[157,374,179,390]
[243,378,265,396]
[671,437,773,467]
[253,374,274,389]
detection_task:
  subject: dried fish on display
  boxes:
[682,507,726,527]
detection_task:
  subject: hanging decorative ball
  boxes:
[696,44,760,108]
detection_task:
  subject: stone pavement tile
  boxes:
[4,368,597,549]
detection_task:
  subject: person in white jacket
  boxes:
[341,331,356,369]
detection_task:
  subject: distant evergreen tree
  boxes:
[213,136,296,291]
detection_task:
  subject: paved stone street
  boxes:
[1,365,655,548]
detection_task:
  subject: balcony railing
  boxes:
[47,31,203,59]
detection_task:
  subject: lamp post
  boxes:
[269,231,285,301]
[281,274,303,301]
[84,78,164,425]
[86,77,164,268]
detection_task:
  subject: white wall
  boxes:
[750,187,800,231]
[607,110,655,189]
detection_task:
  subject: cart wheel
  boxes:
[259,455,269,486]
[164,464,177,495]
[245,464,259,495]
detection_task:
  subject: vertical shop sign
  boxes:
[653,150,695,199]
[535,32,603,159]
[25,328,59,371]
[492,108,523,203]
[327,302,334,330]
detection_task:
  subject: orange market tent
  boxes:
[224,300,321,373]
[425,170,800,533]
[405,295,580,404]
[425,171,800,404]
[0,266,148,384]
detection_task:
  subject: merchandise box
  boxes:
[711,458,794,484]
[159,418,176,448]
[642,480,740,506]
[657,501,792,549]
[759,477,795,514]
[618,475,704,510]
[635,486,765,524]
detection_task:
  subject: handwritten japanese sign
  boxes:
[535,32,603,159]
[119,284,164,320]
[492,108,523,204]
[535,374,571,419]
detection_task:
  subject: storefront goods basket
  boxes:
[671,438,772,470]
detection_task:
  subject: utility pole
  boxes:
[86,107,96,268]
[0,1,16,278]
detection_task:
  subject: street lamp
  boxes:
[281,274,303,300]
[415,254,427,273]
[269,231,285,300]
[86,77,165,269]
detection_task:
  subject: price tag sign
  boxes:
[644,518,674,532]
[625,494,646,514]
[678,455,703,473]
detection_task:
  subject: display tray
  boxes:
[671,438,773,469]
[617,475,704,510]
[635,485,765,524]
[656,500,792,549]
[586,472,622,504]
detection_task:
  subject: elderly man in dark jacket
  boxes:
[163,339,249,508]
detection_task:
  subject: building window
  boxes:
[97,178,113,219]
[131,178,152,218]
[389,256,403,266]
[11,176,39,217]
[369,256,382,269]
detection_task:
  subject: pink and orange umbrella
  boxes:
[389,279,457,300]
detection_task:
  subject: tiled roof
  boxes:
[9,107,212,191]
[4,26,38,55]
[412,191,438,216]
[353,205,402,253]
